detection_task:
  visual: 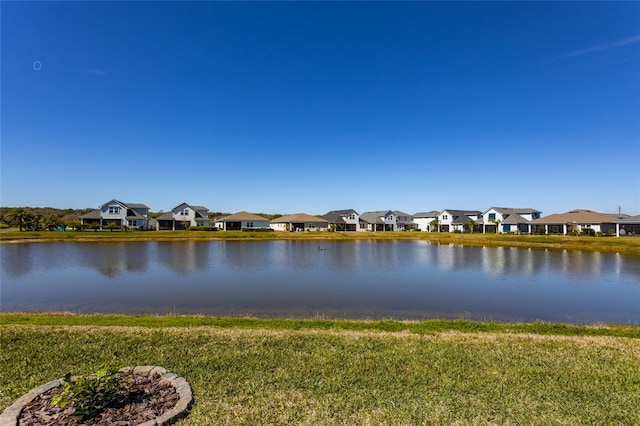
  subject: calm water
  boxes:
[1,241,639,324]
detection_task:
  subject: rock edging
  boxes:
[0,365,193,426]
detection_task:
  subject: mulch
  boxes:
[18,374,179,425]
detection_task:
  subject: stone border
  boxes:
[0,365,193,426]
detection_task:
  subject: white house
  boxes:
[437,209,482,232]
[156,203,211,230]
[270,213,329,232]
[80,199,151,230]
[482,207,541,234]
[215,211,271,231]
[360,211,397,231]
[394,211,415,231]
[413,211,440,232]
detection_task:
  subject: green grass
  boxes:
[2,229,640,256]
[1,315,639,424]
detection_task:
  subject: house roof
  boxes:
[217,211,270,222]
[321,209,358,223]
[360,211,392,224]
[532,209,619,224]
[393,210,412,218]
[413,211,440,218]
[485,207,541,215]
[442,209,482,217]
[79,209,101,219]
[126,203,149,209]
[156,212,175,221]
[616,215,640,223]
[271,213,329,223]
[126,209,148,220]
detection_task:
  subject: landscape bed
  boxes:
[1,314,639,425]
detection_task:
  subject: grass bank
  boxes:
[2,229,640,256]
[1,315,639,424]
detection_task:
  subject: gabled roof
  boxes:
[413,211,440,218]
[126,209,148,220]
[393,210,412,218]
[99,199,149,210]
[271,213,329,223]
[441,209,482,217]
[360,211,393,224]
[532,209,618,224]
[217,211,270,222]
[502,213,528,225]
[489,207,541,215]
[321,209,358,223]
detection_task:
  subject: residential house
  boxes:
[215,211,271,231]
[616,215,640,236]
[156,203,211,230]
[393,211,415,231]
[413,211,440,232]
[482,207,541,234]
[321,209,367,231]
[359,211,397,231]
[79,199,151,230]
[531,209,622,235]
[270,213,329,232]
[437,209,482,232]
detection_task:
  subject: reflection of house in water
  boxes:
[87,243,150,278]
[157,241,210,274]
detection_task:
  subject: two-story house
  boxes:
[360,210,397,232]
[156,203,211,230]
[321,209,367,231]
[438,209,482,232]
[482,207,541,234]
[80,199,151,230]
[413,211,440,232]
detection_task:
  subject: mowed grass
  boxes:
[2,229,640,256]
[1,316,639,424]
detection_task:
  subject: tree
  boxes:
[429,219,440,232]
[65,218,82,231]
[3,207,34,231]
[40,214,61,231]
[466,218,478,234]
[105,221,120,232]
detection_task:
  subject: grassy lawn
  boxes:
[1,315,639,424]
[2,229,640,256]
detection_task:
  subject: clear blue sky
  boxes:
[2,1,639,216]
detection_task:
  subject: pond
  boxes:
[1,240,638,324]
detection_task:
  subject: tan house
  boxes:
[215,211,271,231]
[270,213,329,232]
[531,209,622,235]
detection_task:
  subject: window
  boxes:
[246,222,253,228]
[108,205,120,214]
[348,214,355,220]
[488,213,496,221]
[309,223,315,228]
[442,215,448,220]
[180,208,189,215]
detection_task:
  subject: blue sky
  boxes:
[2,1,639,216]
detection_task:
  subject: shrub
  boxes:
[51,361,128,420]
[188,226,217,231]
[580,228,596,236]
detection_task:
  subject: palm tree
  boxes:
[105,221,120,232]
[429,219,440,232]
[466,218,478,234]
[3,207,33,231]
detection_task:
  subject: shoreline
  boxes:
[2,230,640,256]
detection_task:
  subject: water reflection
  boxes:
[1,241,638,323]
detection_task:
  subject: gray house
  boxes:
[321,209,366,231]
[79,199,151,230]
[156,203,211,230]
[215,211,271,231]
[360,210,397,231]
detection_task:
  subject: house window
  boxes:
[488,213,496,221]
[108,205,120,214]
[308,223,315,228]
[360,224,366,229]
[180,208,189,215]
[246,222,253,228]
[442,215,448,220]
[349,214,355,220]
